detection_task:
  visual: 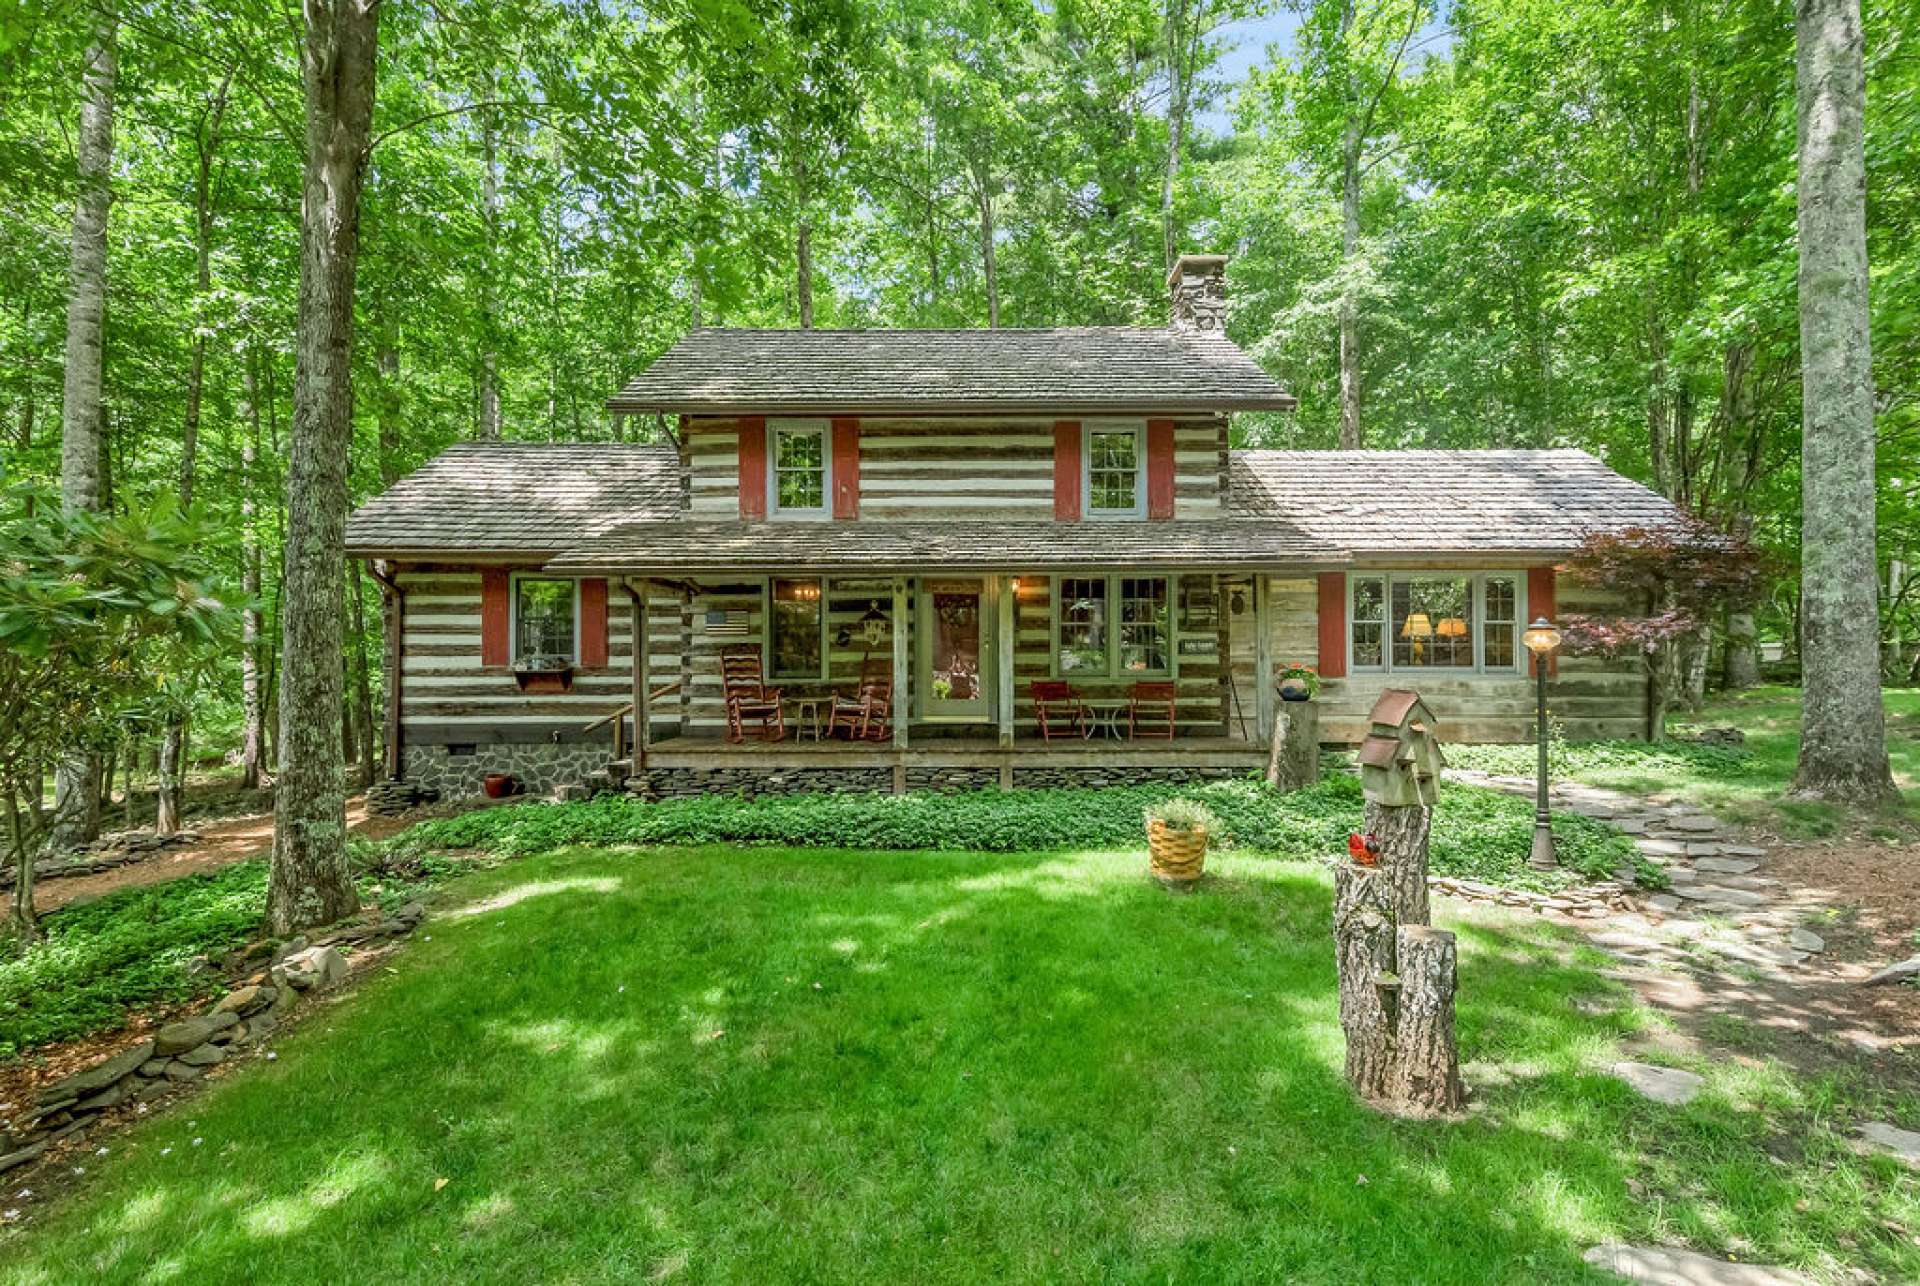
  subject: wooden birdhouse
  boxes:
[1356,688,1444,807]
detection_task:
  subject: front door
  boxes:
[919,578,990,721]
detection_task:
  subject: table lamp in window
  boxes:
[1400,611,1433,663]
[1436,615,1468,664]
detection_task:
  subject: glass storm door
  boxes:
[919,579,990,721]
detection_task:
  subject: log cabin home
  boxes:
[345,255,1680,799]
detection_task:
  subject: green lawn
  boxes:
[1447,685,1920,837]
[5,845,1914,1283]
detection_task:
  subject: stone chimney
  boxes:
[1167,253,1228,331]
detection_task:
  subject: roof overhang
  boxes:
[604,397,1297,417]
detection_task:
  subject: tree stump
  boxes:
[1333,860,1399,1102]
[1363,798,1430,926]
[1265,701,1321,792]
[1386,926,1466,1115]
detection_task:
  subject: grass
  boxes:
[3,845,1915,1282]
[1446,685,1920,837]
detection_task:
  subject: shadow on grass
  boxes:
[1,846,1905,1283]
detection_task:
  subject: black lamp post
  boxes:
[1522,616,1563,870]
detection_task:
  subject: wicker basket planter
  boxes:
[1147,820,1209,888]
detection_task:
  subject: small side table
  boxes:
[1083,699,1130,741]
[787,696,826,742]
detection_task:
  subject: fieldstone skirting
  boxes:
[402,743,606,798]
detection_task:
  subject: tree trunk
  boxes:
[1333,859,1398,1102]
[240,345,266,791]
[271,0,381,936]
[1362,797,1430,926]
[49,6,118,854]
[156,726,182,834]
[1724,609,1762,688]
[477,103,502,440]
[1386,926,1466,1115]
[974,161,999,329]
[1792,0,1896,803]
[796,219,813,328]
[1335,0,1362,450]
[6,788,37,941]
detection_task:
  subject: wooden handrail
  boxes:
[581,682,680,734]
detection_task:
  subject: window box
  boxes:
[512,654,575,692]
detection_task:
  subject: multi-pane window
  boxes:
[1055,575,1171,676]
[513,577,576,662]
[1118,577,1170,673]
[1483,575,1518,669]
[1057,577,1109,675]
[1349,573,1523,673]
[769,577,825,679]
[1086,428,1142,516]
[770,425,828,515]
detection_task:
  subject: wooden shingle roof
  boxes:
[344,442,679,557]
[543,519,1346,576]
[606,327,1298,415]
[1228,449,1681,555]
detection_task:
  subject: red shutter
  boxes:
[832,418,860,519]
[579,578,609,669]
[1316,572,1347,679]
[1146,419,1176,520]
[480,569,511,667]
[738,417,767,519]
[1053,421,1082,522]
[1528,565,1558,676]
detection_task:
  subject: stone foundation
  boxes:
[632,766,894,799]
[401,743,605,798]
[1009,765,1245,790]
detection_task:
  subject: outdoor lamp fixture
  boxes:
[858,600,890,648]
[1522,616,1564,870]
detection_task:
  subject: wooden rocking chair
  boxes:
[1128,681,1178,740]
[829,657,893,741]
[721,644,786,743]
[1031,680,1087,741]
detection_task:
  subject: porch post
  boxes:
[1254,572,1275,749]
[996,575,1015,749]
[628,581,651,767]
[891,575,910,750]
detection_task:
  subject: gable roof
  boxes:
[344,442,679,557]
[606,327,1297,416]
[1229,449,1679,554]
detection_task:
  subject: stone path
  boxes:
[1582,1243,1817,1285]
[1449,771,1830,980]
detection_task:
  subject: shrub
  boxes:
[391,775,1635,890]
[1144,797,1219,833]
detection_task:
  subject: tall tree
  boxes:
[48,3,118,852]
[271,0,381,934]
[1790,0,1896,803]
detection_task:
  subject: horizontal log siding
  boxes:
[1262,575,1649,744]
[684,416,1227,520]
[396,571,678,739]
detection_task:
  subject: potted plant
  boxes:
[512,651,574,693]
[1277,663,1320,703]
[483,772,518,799]
[1144,797,1217,890]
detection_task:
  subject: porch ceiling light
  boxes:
[1522,617,1562,655]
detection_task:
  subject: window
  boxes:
[1118,577,1170,673]
[1348,573,1523,674]
[1053,575,1172,677]
[1085,426,1143,517]
[769,422,829,516]
[513,576,576,662]
[1057,577,1108,675]
[770,577,825,679]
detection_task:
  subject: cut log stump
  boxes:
[1333,859,1399,1102]
[1363,798,1430,927]
[1387,925,1466,1115]
[1265,702,1320,792]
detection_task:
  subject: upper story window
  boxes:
[769,420,830,517]
[1085,425,1144,518]
[1349,572,1522,674]
[513,575,577,663]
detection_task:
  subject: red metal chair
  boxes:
[1031,680,1087,741]
[830,657,893,741]
[721,645,786,743]
[1128,681,1178,740]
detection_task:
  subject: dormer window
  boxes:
[1085,424,1144,518]
[769,420,830,518]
